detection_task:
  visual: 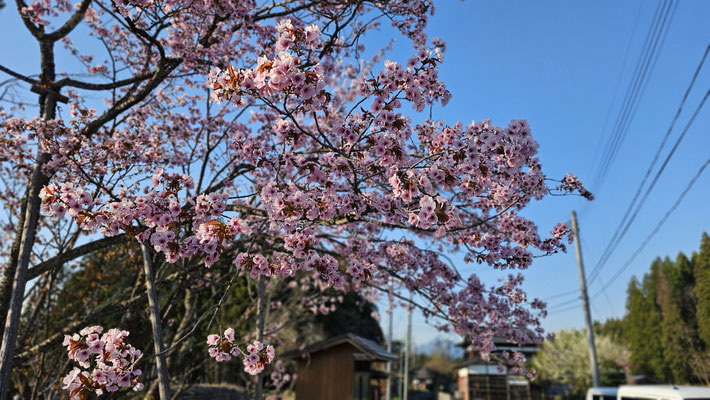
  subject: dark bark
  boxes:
[0,189,28,348]
[0,37,56,397]
[27,234,129,280]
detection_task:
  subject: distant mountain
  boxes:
[416,337,463,358]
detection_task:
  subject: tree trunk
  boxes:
[0,153,50,399]
[0,188,29,342]
[145,287,194,399]
[255,276,265,400]
[141,243,171,400]
[0,38,57,397]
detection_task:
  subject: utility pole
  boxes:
[398,350,403,398]
[386,277,393,400]
[570,210,601,387]
[403,290,412,400]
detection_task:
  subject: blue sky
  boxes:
[2,1,709,347]
[374,0,710,346]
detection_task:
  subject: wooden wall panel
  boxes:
[295,344,355,400]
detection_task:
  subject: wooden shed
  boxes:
[282,333,398,400]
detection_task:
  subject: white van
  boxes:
[617,385,710,400]
[587,387,619,400]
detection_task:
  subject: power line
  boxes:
[547,295,583,312]
[589,89,709,285]
[592,0,676,191]
[587,46,710,285]
[542,289,578,301]
[593,156,710,299]
[550,301,583,315]
[548,297,580,309]
[591,302,603,320]
[600,287,617,317]
[598,1,677,186]
[592,0,665,187]
[592,0,671,188]
[540,236,594,303]
[580,0,644,221]
[591,0,644,168]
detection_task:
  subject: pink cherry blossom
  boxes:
[61,325,142,399]
[205,329,276,375]
[3,0,595,384]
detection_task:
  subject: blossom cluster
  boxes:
[361,49,451,114]
[39,169,251,267]
[207,21,326,111]
[207,328,275,375]
[558,173,595,200]
[206,327,240,362]
[19,0,73,26]
[243,340,276,376]
[275,19,322,53]
[269,360,292,390]
[297,288,343,315]
[551,222,573,245]
[62,326,143,399]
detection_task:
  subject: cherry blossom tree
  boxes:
[8,236,357,398]
[0,0,591,398]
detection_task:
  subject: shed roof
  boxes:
[281,333,398,362]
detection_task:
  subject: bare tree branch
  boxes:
[13,0,43,38]
[13,293,146,363]
[0,65,39,85]
[55,71,154,91]
[45,0,92,41]
[27,234,129,280]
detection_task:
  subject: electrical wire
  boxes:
[592,0,665,188]
[578,0,644,221]
[593,0,677,191]
[550,301,583,315]
[592,156,710,299]
[589,89,709,287]
[542,289,578,302]
[587,45,710,285]
[592,0,644,166]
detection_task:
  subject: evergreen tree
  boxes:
[675,253,698,331]
[658,256,692,383]
[601,233,710,384]
[598,318,625,344]
[695,233,710,348]
[624,264,666,381]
